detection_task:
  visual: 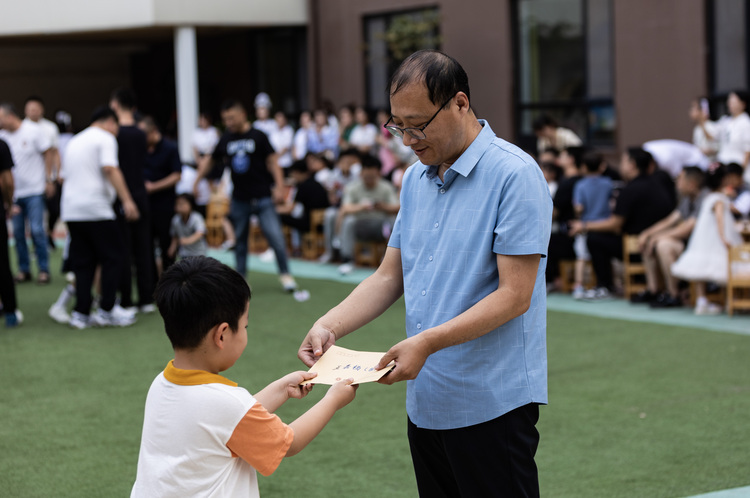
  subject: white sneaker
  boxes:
[90,307,136,327]
[138,303,157,314]
[220,239,236,251]
[259,248,276,263]
[583,287,612,301]
[317,252,332,264]
[695,302,722,315]
[49,303,71,324]
[280,274,298,292]
[69,311,90,330]
[572,286,585,300]
[338,262,354,275]
[112,304,137,320]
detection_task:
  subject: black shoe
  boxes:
[630,290,658,304]
[649,294,682,308]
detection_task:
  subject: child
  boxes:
[671,164,743,314]
[168,193,208,260]
[571,152,613,299]
[131,257,357,496]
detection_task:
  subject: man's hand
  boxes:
[568,220,583,237]
[45,182,56,199]
[375,334,431,385]
[144,180,155,194]
[123,200,140,221]
[298,324,337,367]
[272,185,286,204]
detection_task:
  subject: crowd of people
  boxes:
[541,90,750,314]
[0,90,416,329]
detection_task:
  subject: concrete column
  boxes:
[174,26,199,164]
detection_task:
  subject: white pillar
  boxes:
[174,26,199,164]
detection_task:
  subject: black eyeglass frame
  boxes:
[383,95,455,140]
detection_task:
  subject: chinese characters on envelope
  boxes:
[300,345,395,385]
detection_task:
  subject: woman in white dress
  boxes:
[671,164,743,314]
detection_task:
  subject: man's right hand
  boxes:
[298,324,337,367]
[123,200,140,221]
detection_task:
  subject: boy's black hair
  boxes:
[540,146,560,157]
[289,159,309,174]
[705,164,727,191]
[388,49,470,107]
[725,162,744,178]
[540,161,563,182]
[154,256,251,350]
[682,166,705,186]
[532,114,559,132]
[89,106,118,125]
[338,148,361,161]
[360,153,382,170]
[582,151,604,174]
[110,88,137,110]
[626,147,654,175]
[175,193,196,210]
[564,146,586,168]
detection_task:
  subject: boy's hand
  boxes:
[298,324,336,367]
[324,378,358,409]
[283,371,317,399]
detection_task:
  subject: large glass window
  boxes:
[514,0,615,152]
[363,8,441,111]
[709,0,749,110]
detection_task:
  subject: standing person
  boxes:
[0,138,23,327]
[139,115,182,277]
[0,102,54,284]
[24,96,61,251]
[690,97,719,161]
[196,99,298,292]
[60,106,139,328]
[110,88,155,313]
[716,90,750,183]
[298,50,552,497]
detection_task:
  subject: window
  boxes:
[708,0,749,111]
[363,8,441,111]
[513,0,615,152]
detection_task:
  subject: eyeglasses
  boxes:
[383,96,454,140]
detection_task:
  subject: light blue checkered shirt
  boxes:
[388,120,552,430]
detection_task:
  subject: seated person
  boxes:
[168,193,208,260]
[532,114,582,156]
[634,166,706,307]
[569,147,675,300]
[725,163,750,219]
[277,159,330,237]
[131,256,357,497]
[318,148,362,263]
[571,152,613,299]
[334,154,399,274]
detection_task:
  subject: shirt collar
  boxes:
[162,359,238,387]
[421,119,495,188]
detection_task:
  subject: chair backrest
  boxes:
[728,244,750,285]
[622,234,640,261]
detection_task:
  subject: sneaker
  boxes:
[5,309,23,327]
[90,307,136,327]
[630,289,658,304]
[317,252,332,264]
[49,303,71,324]
[259,248,276,263]
[280,274,298,292]
[649,294,683,309]
[572,286,585,300]
[695,302,722,315]
[338,262,354,275]
[112,304,137,320]
[583,287,612,302]
[69,311,90,330]
[220,239,236,251]
[138,303,157,314]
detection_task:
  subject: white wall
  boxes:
[0,0,307,36]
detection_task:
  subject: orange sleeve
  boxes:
[226,403,294,476]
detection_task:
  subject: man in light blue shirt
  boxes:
[299,50,552,497]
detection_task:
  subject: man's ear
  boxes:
[210,322,231,349]
[455,92,470,113]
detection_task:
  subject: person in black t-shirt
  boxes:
[0,138,22,326]
[277,159,330,234]
[110,88,155,312]
[139,116,182,279]
[569,147,675,299]
[197,99,298,292]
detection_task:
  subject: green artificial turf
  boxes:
[1,260,748,497]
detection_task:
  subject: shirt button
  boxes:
[434,222,439,228]
[421,290,426,296]
[440,189,446,194]
[428,255,434,261]
[416,323,422,330]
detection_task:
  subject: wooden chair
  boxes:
[248,220,268,253]
[354,241,387,268]
[558,260,596,293]
[727,243,750,316]
[622,234,647,300]
[301,209,327,260]
[205,196,229,247]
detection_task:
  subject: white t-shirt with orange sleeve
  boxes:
[131,361,294,498]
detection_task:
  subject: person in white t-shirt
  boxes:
[0,102,54,284]
[252,92,277,138]
[25,96,63,252]
[533,114,583,156]
[270,111,295,171]
[689,97,719,161]
[293,110,311,161]
[61,106,139,329]
[348,106,379,154]
[188,111,219,213]
[716,91,750,183]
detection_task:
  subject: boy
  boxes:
[571,152,613,299]
[167,193,208,260]
[131,257,357,497]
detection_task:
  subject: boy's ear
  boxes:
[210,322,232,349]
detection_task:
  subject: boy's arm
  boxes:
[254,371,317,413]
[180,229,204,246]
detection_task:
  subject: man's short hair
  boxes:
[532,114,559,132]
[338,148,361,161]
[154,256,251,350]
[387,49,470,106]
[682,165,706,185]
[626,147,654,175]
[137,115,159,133]
[0,102,19,118]
[24,95,44,107]
[582,151,604,173]
[725,162,744,178]
[110,88,137,110]
[565,146,586,168]
[360,153,382,171]
[89,105,118,125]
[220,99,245,113]
[289,159,309,174]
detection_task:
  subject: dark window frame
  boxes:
[706,0,750,111]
